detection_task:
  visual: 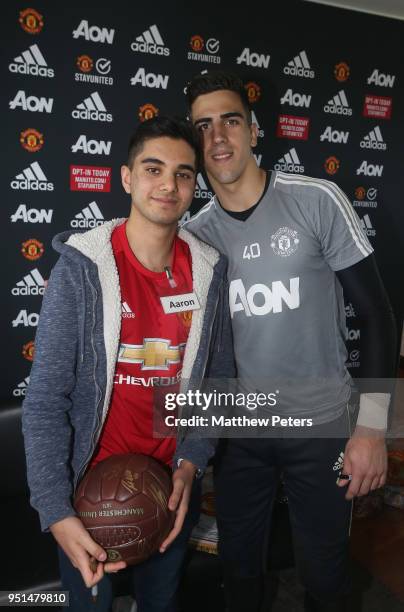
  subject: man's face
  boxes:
[191,89,258,185]
[121,136,196,227]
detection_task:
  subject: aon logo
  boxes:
[229,277,300,318]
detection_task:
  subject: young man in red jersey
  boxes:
[23,116,235,612]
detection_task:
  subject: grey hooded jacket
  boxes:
[22,219,235,531]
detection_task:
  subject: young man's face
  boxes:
[121,136,196,227]
[191,89,258,185]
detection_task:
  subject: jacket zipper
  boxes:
[199,279,222,381]
[74,269,103,489]
[178,278,222,441]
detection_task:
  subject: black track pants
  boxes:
[214,412,352,611]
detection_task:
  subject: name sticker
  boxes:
[160,292,200,314]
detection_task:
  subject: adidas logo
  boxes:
[356,161,383,177]
[12,268,45,296]
[13,376,30,397]
[323,90,352,116]
[194,173,213,199]
[283,50,314,78]
[9,90,53,113]
[72,91,113,122]
[360,126,386,150]
[9,44,54,78]
[274,148,304,173]
[251,111,264,137]
[122,302,135,318]
[11,161,54,191]
[130,67,169,89]
[333,451,344,471]
[360,214,376,237]
[71,201,105,228]
[131,24,170,56]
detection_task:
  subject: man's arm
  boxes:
[22,257,127,585]
[22,258,79,529]
[335,253,397,499]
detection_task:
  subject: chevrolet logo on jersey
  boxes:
[118,339,186,370]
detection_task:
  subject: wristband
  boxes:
[357,392,390,430]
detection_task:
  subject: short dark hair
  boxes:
[186,70,251,123]
[127,115,201,170]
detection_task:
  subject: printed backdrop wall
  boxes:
[2,1,404,403]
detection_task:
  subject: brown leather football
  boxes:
[74,454,174,565]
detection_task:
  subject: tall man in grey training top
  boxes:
[183,71,397,612]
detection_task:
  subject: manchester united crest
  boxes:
[21,238,44,261]
[22,340,35,362]
[244,82,261,104]
[20,128,44,152]
[76,55,93,73]
[270,227,299,257]
[138,104,159,122]
[324,156,340,175]
[334,62,350,82]
[190,35,204,52]
[19,8,43,34]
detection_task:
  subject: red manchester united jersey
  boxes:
[92,222,193,467]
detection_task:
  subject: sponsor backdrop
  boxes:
[2,2,404,402]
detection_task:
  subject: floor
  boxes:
[349,362,404,606]
[347,360,404,608]
[351,505,404,603]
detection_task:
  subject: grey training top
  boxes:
[184,171,373,424]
